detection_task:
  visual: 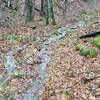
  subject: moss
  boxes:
[62,91,72,100]
[0,84,4,92]
[0,83,5,92]
[60,38,68,46]
[6,32,15,43]
[89,48,97,58]
[51,30,59,36]
[45,89,55,97]
[10,10,17,17]
[75,44,97,58]
[80,48,90,56]
[92,36,100,48]
[75,44,85,51]
[12,71,24,79]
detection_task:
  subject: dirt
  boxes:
[39,23,100,100]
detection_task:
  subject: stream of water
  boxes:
[2,21,85,100]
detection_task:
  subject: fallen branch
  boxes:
[79,31,100,39]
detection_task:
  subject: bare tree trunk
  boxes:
[40,0,45,16]
[41,0,56,25]
[49,0,56,25]
[17,0,35,24]
[63,0,68,18]
[45,0,49,24]
[25,0,35,22]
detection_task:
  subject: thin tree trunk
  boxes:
[45,0,49,25]
[49,0,56,25]
[63,0,68,18]
[26,0,35,22]
[40,0,45,16]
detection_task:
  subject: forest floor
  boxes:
[39,22,100,100]
[0,18,100,100]
[0,1,100,100]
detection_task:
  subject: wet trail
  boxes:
[1,21,85,100]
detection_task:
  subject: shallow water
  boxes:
[2,21,85,100]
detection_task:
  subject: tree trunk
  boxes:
[17,0,35,24]
[49,0,56,25]
[45,0,49,24]
[40,0,45,16]
[26,0,35,22]
[41,0,56,25]
[63,0,68,18]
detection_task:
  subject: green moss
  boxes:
[63,91,72,100]
[92,36,100,48]
[51,30,59,36]
[89,48,97,58]
[6,32,18,43]
[45,89,55,96]
[75,44,97,58]
[80,48,90,56]
[75,44,85,50]
[60,38,68,46]
[6,32,15,43]
[0,83,5,92]
[10,10,17,17]
[75,44,89,56]
[12,71,24,79]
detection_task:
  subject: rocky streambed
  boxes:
[0,21,86,100]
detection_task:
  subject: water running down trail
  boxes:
[2,21,85,100]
